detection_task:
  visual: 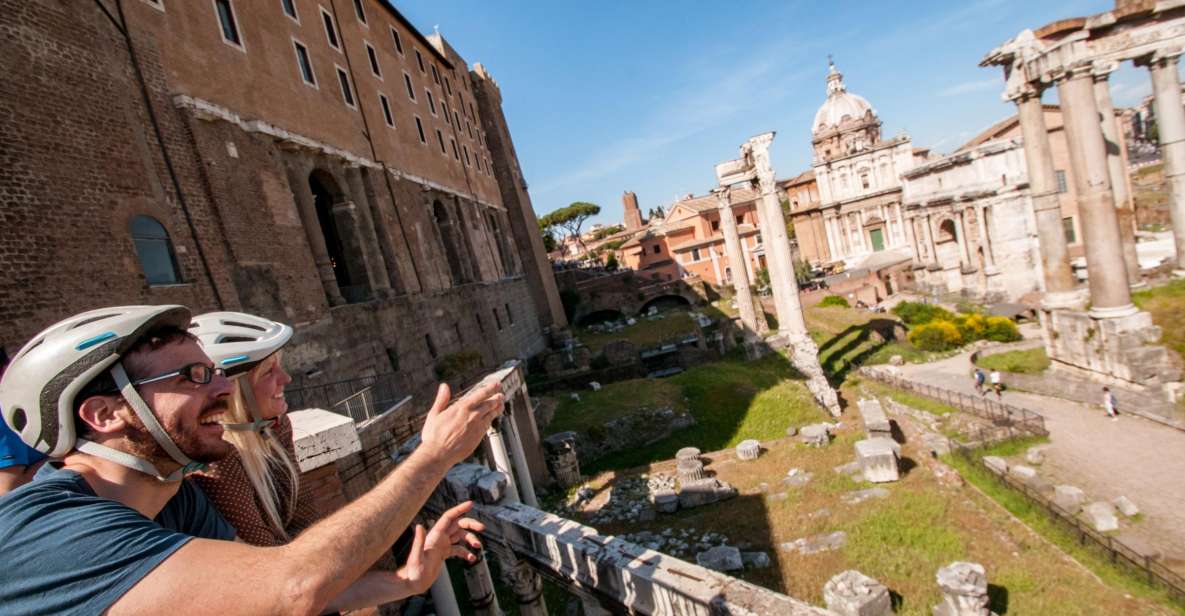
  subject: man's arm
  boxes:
[111,380,503,616]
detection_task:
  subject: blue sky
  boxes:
[396,0,1164,227]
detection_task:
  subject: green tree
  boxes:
[605,253,619,271]
[539,220,557,252]
[793,258,813,287]
[540,201,601,257]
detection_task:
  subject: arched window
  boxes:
[131,215,180,285]
[434,201,466,285]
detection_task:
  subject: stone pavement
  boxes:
[895,346,1185,573]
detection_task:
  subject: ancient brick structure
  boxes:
[0,1,565,411]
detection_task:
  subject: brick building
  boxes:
[0,0,565,410]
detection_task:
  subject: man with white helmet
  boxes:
[0,305,503,614]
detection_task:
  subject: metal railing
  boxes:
[860,367,1048,439]
[953,442,1185,605]
[285,373,404,423]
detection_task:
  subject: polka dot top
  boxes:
[192,415,320,546]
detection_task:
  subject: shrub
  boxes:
[908,320,963,351]
[893,301,954,325]
[984,316,1021,342]
[590,354,611,370]
[819,295,850,308]
[955,313,987,341]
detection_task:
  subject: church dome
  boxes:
[812,60,876,134]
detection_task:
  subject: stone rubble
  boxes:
[800,423,832,447]
[856,398,892,438]
[1084,501,1120,532]
[1024,446,1046,465]
[855,438,900,483]
[834,461,863,476]
[1113,495,1140,517]
[736,439,762,461]
[823,569,893,616]
[982,456,1008,474]
[933,561,993,616]
[1052,485,1086,513]
[675,446,701,461]
[696,545,743,572]
[841,487,890,505]
[780,531,848,555]
[783,468,814,488]
[1008,464,1037,482]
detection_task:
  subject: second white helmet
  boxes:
[189,312,293,377]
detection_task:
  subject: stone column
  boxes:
[748,133,807,338]
[922,214,939,269]
[1092,65,1142,287]
[285,165,346,306]
[906,214,923,264]
[715,187,768,336]
[344,166,395,298]
[975,205,998,272]
[430,570,463,616]
[1013,88,1079,307]
[1144,50,1185,275]
[504,559,548,616]
[461,549,504,616]
[484,419,520,505]
[954,210,973,270]
[1056,66,1137,318]
[501,401,539,507]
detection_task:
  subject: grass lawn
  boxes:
[975,348,1051,374]
[553,353,831,473]
[857,379,958,416]
[1134,279,1185,360]
[576,309,697,355]
[804,306,944,379]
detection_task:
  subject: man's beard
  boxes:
[123,400,234,466]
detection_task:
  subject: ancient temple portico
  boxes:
[983,6,1184,390]
[713,187,768,338]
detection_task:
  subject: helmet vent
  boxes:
[11,407,27,431]
[220,336,256,344]
[68,313,119,330]
[224,320,266,331]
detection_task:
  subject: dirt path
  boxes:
[896,348,1185,573]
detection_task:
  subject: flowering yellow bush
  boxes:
[908,320,964,351]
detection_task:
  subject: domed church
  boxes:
[791,59,929,269]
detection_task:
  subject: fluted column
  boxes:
[344,166,395,298]
[975,204,998,272]
[430,570,463,616]
[715,187,768,336]
[954,210,973,270]
[1144,50,1185,275]
[748,133,807,337]
[505,559,548,616]
[922,214,939,269]
[1092,64,1142,287]
[1056,65,1137,318]
[906,214,922,264]
[1013,88,1079,307]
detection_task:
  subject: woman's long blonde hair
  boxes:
[224,354,300,541]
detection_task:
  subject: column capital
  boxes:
[1135,47,1183,68]
[1005,80,1044,104]
[1049,60,1094,85]
[1091,61,1119,81]
[711,186,732,210]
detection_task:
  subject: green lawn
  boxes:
[975,348,1051,374]
[576,309,698,355]
[805,306,944,379]
[557,353,830,473]
[857,379,958,417]
[1134,279,1185,360]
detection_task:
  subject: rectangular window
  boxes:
[390,27,403,54]
[365,42,381,78]
[466,120,472,138]
[736,215,744,225]
[436,129,446,154]
[403,72,416,101]
[469,102,476,118]
[1055,169,1068,194]
[692,248,701,261]
[1063,216,1077,244]
[214,0,242,48]
[445,77,453,96]
[652,244,661,254]
[441,101,450,123]
[505,303,514,325]
[431,65,440,85]
[426,89,436,115]
[352,0,366,23]
[425,334,437,359]
[321,7,339,50]
[463,145,470,165]
[281,0,297,20]
[414,115,426,143]
[415,49,424,72]
[493,308,502,330]
[379,94,394,127]
[336,66,355,107]
[451,138,460,160]
[475,313,484,333]
[293,41,316,86]
[453,111,461,131]
[711,220,720,231]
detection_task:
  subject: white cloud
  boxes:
[938,77,1000,97]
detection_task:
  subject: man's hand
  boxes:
[394,501,486,596]
[419,380,504,467]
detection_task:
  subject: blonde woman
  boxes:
[189,311,317,545]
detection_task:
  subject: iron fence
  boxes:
[284,373,405,423]
[860,367,1048,439]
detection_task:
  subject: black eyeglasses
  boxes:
[131,363,226,388]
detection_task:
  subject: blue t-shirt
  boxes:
[0,466,236,615]
[0,417,46,469]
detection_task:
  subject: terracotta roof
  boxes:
[957,104,1062,152]
[779,169,815,187]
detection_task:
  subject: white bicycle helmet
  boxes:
[190,312,293,433]
[0,305,208,480]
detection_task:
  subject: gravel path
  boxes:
[896,348,1185,573]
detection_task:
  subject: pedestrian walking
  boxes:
[973,367,986,395]
[1102,386,1119,421]
[989,369,1002,399]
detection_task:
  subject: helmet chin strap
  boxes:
[75,362,206,482]
[220,378,277,436]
